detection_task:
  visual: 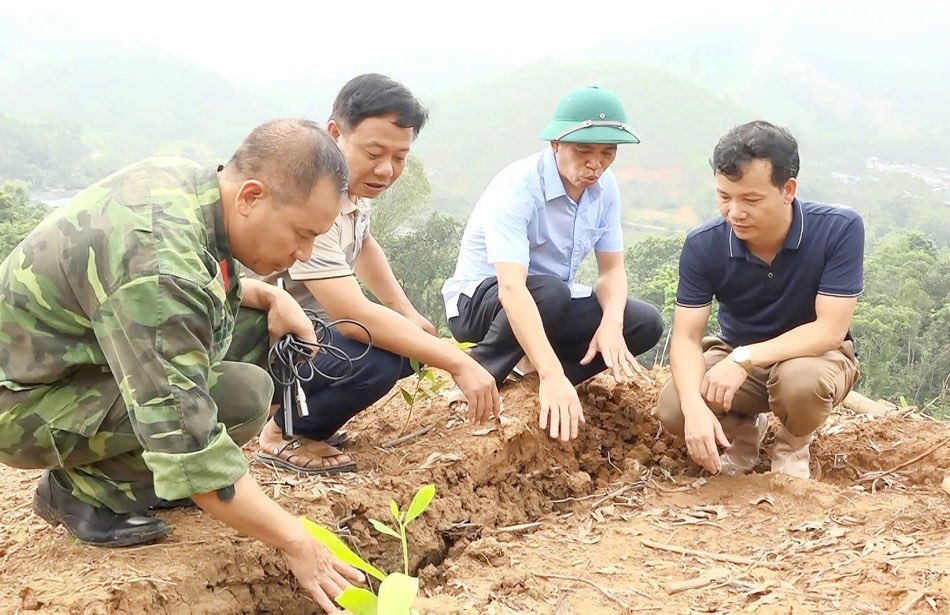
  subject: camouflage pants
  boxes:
[0,308,272,513]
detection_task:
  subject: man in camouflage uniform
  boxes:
[0,119,364,611]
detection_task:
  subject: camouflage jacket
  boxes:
[0,157,249,498]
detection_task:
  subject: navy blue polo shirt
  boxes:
[676,199,864,347]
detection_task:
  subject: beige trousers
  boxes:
[655,337,859,437]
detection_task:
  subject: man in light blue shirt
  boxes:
[442,86,663,442]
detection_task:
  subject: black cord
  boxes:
[266,308,372,437]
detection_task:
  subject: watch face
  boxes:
[733,347,751,363]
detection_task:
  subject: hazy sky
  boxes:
[5,0,949,85]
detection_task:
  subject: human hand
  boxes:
[451,360,501,425]
[266,289,317,348]
[407,310,437,336]
[539,373,585,442]
[700,357,749,412]
[580,321,652,384]
[683,402,731,474]
[281,531,365,613]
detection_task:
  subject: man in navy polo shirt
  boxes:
[654,121,862,479]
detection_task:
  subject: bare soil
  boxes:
[1,369,948,614]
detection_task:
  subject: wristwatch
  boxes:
[731,346,753,373]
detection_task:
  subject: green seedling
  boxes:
[377,360,444,436]
[368,482,435,576]
[300,483,436,615]
[397,359,445,436]
[400,341,477,431]
[382,340,477,436]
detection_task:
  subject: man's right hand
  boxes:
[451,358,500,425]
[539,373,585,442]
[683,402,731,474]
[281,528,365,613]
[192,474,365,614]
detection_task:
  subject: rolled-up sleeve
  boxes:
[92,273,247,500]
[289,224,351,281]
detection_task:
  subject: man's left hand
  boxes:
[700,356,749,412]
[267,290,317,348]
[406,310,437,336]
[580,320,647,383]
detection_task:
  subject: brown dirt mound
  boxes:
[1,369,948,614]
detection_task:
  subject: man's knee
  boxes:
[358,350,409,399]
[212,362,271,445]
[525,275,572,322]
[768,358,836,436]
[653,380,686,437]
[624,300,664,353]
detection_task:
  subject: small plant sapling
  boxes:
[300,483,436,615]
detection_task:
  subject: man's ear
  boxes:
[550,140,559,153]
[235,180,265,216]
[327,119,344,144]
[783,177,798,204]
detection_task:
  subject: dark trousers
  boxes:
[273,326,415,441]
[448,275,664,387]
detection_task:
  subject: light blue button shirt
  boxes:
[442,147,624,319]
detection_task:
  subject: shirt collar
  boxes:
[782,198,805,251]
[204,166,235,290]
[341,195,370,216]
[728,198,805,259]
[540,148,567,202]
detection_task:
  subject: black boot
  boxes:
[151,497,196,510]
[33,470,170,547]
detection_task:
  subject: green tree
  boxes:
[381,212,464,335]
[0,115,112,189]
[625,233,685,286]
[852,231,950,417]
[0,181,50,261]
[369,155,432,248]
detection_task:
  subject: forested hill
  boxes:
[0,49,280,183]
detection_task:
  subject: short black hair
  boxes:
[330,73,428,139]
[711,121,800,188]
[226,118,348,202]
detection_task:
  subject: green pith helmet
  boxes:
[538,86,639,144]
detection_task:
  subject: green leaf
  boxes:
[369,518,402,540]
[377,573,419,615]
[336,586,379,615]
[454,341,477,350]
[299,517,386,581]
[405,484,435,524]
[400,388,414,405]
[423,368,436,382]
[409,358,421,373]
[389,500,400,523]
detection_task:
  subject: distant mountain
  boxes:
[1,22,946,234]
[413,59,755,225]
[0,45,281,168]
[589,26,950,170]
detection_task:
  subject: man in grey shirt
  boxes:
[255,74,499,474]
